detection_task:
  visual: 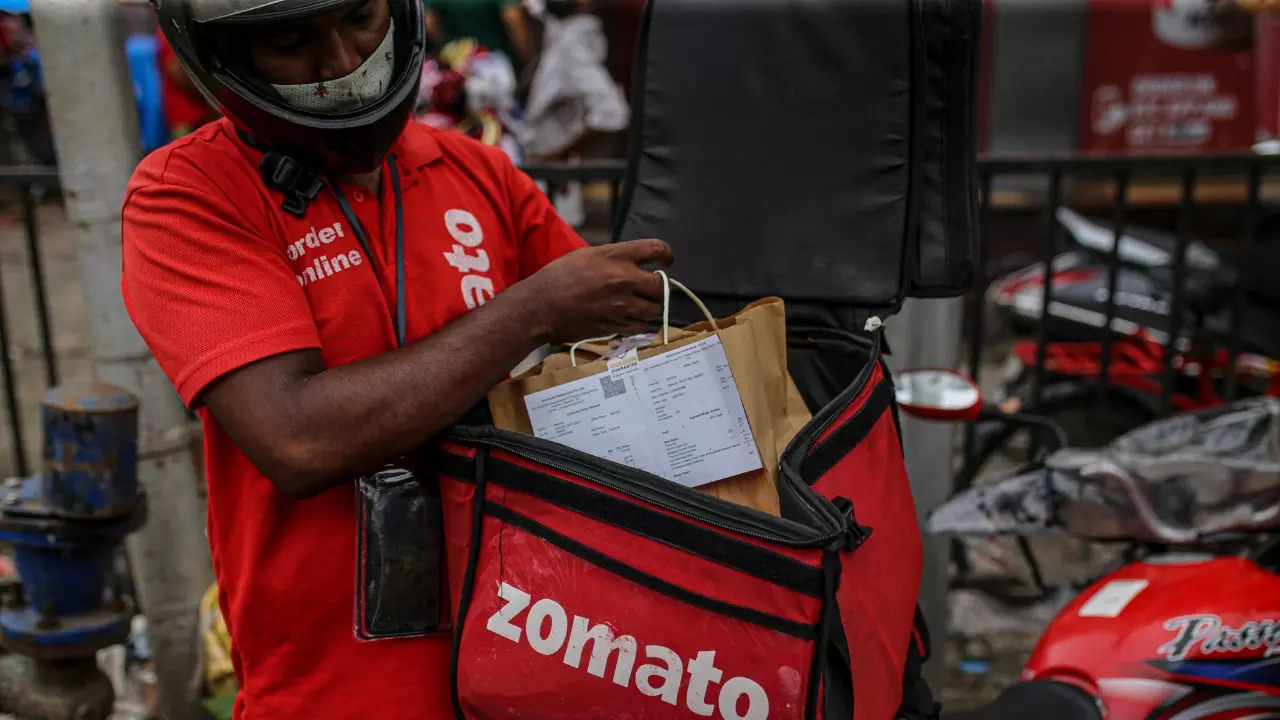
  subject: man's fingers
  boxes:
[631,270,665,303]
[613,238,674,268]
[628,297,663,322]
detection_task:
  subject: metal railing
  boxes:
[966,152,1280,461]
[0,166,61,477]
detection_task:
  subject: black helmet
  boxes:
[153,0,426,173]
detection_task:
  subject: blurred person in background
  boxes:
[592,0,642,104]
[416,38,525,162]
[423,0,534,77]
[521,0,627,227]
[155,26,219,138]
[0,5,54,166]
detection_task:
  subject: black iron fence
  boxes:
[2,155,1276,476]
[968,154,1280,461]
[0,166,60,477]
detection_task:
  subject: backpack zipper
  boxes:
[451,433,852,548]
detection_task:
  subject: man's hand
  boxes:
[514,239,674,344]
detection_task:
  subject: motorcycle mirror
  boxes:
[894,368,983,421]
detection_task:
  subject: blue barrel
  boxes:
[40,383,139,518]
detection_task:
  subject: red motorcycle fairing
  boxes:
[1023,555,1280,719]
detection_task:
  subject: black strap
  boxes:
[823,612,855,720]
[328,155,407,347]
[260,152,324,218]
[450,448,489,720]
[807,550,854,720]
[897,606,941,720]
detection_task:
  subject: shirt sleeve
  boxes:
[121,160,321,408]
[505,158,589,277]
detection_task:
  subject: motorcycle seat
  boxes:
[1182,267,1231,314]
[1185,247,1280,315]
[941,680,1102,720]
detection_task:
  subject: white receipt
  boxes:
[524,336,763,488]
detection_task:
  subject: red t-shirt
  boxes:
[121,118,585,719]
[155,29,218,132]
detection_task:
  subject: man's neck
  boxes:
[344,169,381,193]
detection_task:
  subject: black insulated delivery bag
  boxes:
[615,0,981,310]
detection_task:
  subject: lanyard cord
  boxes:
[327,155,407,348]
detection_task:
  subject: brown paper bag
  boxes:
[487,297,811,516]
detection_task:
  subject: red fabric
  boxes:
[811,365,923,720]
[155,29,219,133]
[121,118,586,720]
[495,452,823,563]
[454,495,822,719]
[493,482,824,628]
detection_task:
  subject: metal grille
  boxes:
[0,166,60,477]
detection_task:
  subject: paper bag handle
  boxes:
[568,272,719,367]
[656,270,718,344]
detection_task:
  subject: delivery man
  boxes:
[121,0,671,717]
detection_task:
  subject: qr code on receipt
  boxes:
[599,376,627,399]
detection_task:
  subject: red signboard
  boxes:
[1256,12,1280,142]
[1080,0,1256,153]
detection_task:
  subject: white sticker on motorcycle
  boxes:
[1079,579,1149,618]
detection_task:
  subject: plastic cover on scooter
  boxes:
[438,330,925,719]
[928,398,1280,543]
[614,0,981,308]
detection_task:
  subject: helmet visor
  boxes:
[191,0,361,23]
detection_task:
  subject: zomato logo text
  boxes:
[485,582,771,720]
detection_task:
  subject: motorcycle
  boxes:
[894,367,1280,719]
[985,208,1280,428]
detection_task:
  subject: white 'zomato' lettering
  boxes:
[442,209,495,309]
[485,582,770,720]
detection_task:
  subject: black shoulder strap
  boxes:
[897,606,941,720]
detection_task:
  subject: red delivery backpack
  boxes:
[438,0,981,716]
[440,329,919,720]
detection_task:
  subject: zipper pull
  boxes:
[831,496,873,551]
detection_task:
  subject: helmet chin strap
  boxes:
[259,151,324,218]
[270,18,397,114]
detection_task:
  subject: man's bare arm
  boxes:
[201,240,672,499]
[424,8,445,46]
[500,4,534,66]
